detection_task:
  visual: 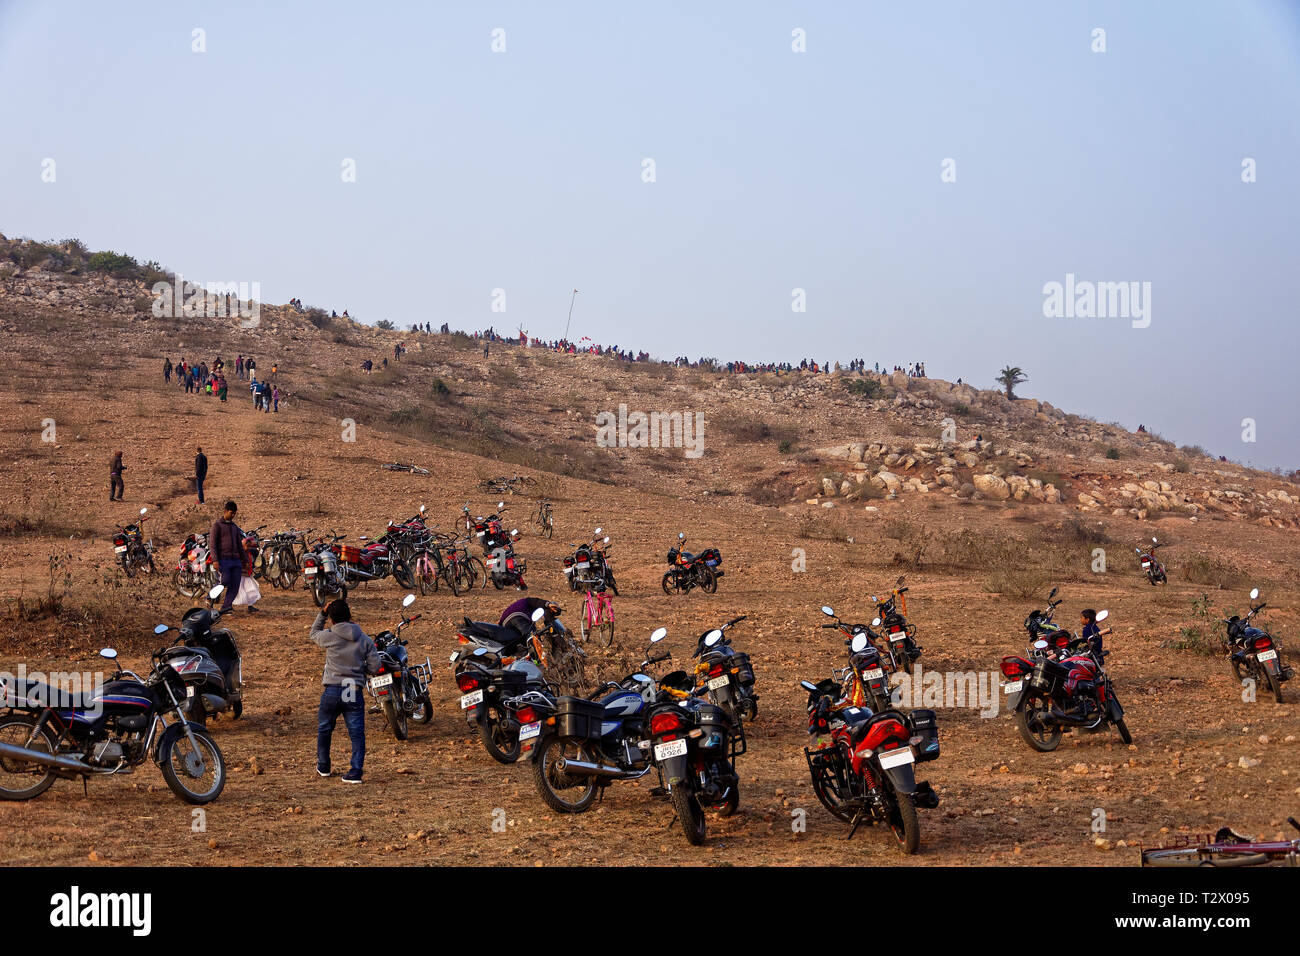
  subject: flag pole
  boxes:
[563,288,578,343]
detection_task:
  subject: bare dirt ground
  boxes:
[0,290,1297,867]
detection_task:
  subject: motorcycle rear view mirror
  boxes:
[1152,537,1158,544]
[531,607,547,623]
[208,584,225,600]
[139,507,148,515]
[678,532,685,540]
[820,605,835,617]
[511,529,518,536]
[871,617,882,628]
[603,536,609,544]
[498,501,505,510]
[594,528,602,535]
[704,629,723,647]
[402,594,416,608]
[799,680,818,692]
[419,505,426,514]
[1250,588,1260,600]
[1096,610,1109,623]
[99,648,118,660]
[1033,640,1049,650]
[650,627,668,643]
[850,634,869,653]
[1048,587,1058,600]
[153,624,170,635]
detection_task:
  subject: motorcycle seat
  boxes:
[1,678,96,709]
[461,618,531,654]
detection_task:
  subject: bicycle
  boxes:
[382,462,430,475]
[479,473,536,495]
[579,581,615,647]
[534,498,554,539]
[1142,817,1300,866]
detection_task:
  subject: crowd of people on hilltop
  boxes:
[164,353,283,412]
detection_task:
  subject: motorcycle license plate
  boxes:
[1003,680,1023,695]
[369,674,393,689]
[654,739,688,761]
[519,721,541,741]
[890,633,906,642]
[186,685,196,698]
[878,746,915,769]
[460,690,484,709]
[304,566,317,576]
[1257,650,1278,662]
[573,561,590,570]
[707,675,730,690]
[863,668,884,680]
[476,531,485,538]
[114,545,128,554]
[1141,562,1151,569]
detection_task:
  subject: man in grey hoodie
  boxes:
[310,599,380,783]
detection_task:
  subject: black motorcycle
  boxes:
[1224,588,1292,703]
[0,646,226,804]
[647,671,745,845]
[1136,537,1168,585]
[484,530,527,590]
[113,507,156,578]
[872,577,922,666]
[662,532,724,596]
[368,594,433,740]
[454,646,553,763]
[156,584,245,723]
[693,615,759,721]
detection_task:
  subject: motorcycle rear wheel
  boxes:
[888,787,920,855]
[671,786,707,845]
[1265,668,1285,703]
[479,706,520,764]
[381,695,409,740]
[0,716,57,800]
[532,737,598,813]
[696,565,717,594]
[1016,693,1063,752]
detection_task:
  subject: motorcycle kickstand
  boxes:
[846,808,867,840]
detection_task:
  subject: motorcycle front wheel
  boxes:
[410,694,432,724]
[696,565,717,594]
[661,571,679,596]
[159,728,226,804]
[173,568,199,598]
[1115,718,1133,744]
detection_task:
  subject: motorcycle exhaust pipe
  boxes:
[1049,706,1101,727]
[554,756,627,779]
[0,740,91,773]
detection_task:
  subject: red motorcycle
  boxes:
[800,677,940,854]
[174,531,219,598]
[1135,537,1167,585]
[1000,609,1132,751]
[662,533,724,595]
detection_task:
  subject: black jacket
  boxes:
[195,453,208,481]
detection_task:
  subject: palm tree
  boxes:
[997,366,1027,400]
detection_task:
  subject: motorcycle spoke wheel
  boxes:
[160,729,226,804]
[1016,694,1062,752]
[532,737,598,813]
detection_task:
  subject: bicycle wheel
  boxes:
[596,597,614,647]
[1142,848,1269,868]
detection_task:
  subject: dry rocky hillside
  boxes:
[0,236,1297,867]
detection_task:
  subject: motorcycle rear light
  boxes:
[708,664,724,678]
[516,706,536,723]
[889,625,901,633]
[456,634,469,644]
[1000,659,1028,678]
[650,712,684,735]
[456,674,479,692]
[1254,636,1273,650]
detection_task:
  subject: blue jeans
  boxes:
[317,684,365,774]
[218,559,242,610]
[195,477,205,503]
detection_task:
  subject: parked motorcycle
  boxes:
[563,529,618,595]
[527,625,670,813]
[662,533,724,595]
[1000,609,1132,750]
[1223,588,1292,703]
[113,507,155,577]
[173,531,219,598]
[648,651,746,844]
[0,647,226,804]
[801,677,940,854]
[1136,537,1167,585]
[156,584,245,723]
[368,594,433,740]
[484,529,527,590]
[454,628,553,763]
[302,532,348,607]
[871,577,922,666]
[692,615,759,721]
[819,605,894,713]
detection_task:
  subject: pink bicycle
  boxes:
[580,582,615,647]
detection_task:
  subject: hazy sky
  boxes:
[2,1,1298,468]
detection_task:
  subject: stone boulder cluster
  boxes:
[1074,472,1300,528]
[809,438,1064,506]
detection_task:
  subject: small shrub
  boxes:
[1104,447,1121,460]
